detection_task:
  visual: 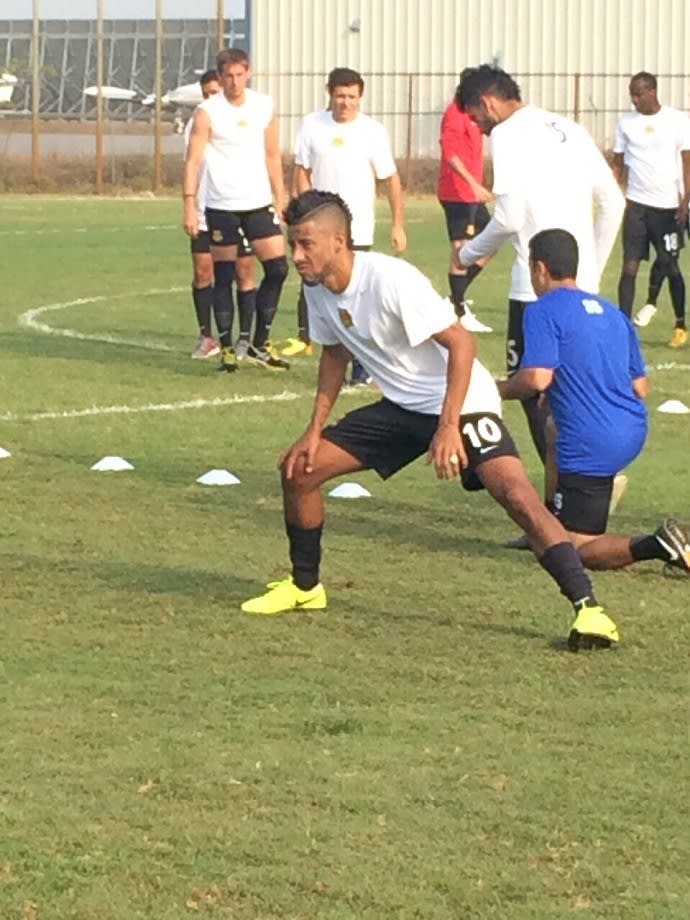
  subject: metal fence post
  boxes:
[96,0,104,194]
[405,73,413,188]
[153,0,162,193]
[31,0,40,184]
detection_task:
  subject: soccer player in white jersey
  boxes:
[455,65,624,465]
[240,190,621,652]
[184,70,258,360]
[183,48,289,372]
[284,67,406,385]
[613,71,690,347]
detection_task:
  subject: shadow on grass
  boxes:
[1,550,257,600]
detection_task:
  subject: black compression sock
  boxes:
[630,534,668,562]
[286,522,323,590]
[538,542,597,608]
[192,285,213,337]
[237,288,257,340]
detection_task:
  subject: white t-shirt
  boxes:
[199,88,274,211]
[614,106,690,208]
[304,251,501,416]
[294,110,397,246]
[185,111,208,231]
[460,105,624,302]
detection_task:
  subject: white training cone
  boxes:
[328,482,372,499]
[657,399,690,414]
[0,447,11,458]
[91,455,135,471]
[196,469,241,486]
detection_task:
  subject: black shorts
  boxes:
[440,201,490,242]
[190,229,211,254]
[206,205,281,247]
[506,299,529,375]
[553,471,613,535]
[322,398,519,491]
[622,200,685,263]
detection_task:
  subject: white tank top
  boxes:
[200,88,274,211]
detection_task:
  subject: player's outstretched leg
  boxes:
[241,438,365,615]
[477,454,619,651]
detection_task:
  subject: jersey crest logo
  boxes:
[332,136,345,147]
[212,229,223,243]
[339,308,353,328]
[644,124,655,134]
[582,298,604,314]
[237,118,248,128]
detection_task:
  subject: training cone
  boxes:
[0,447,11,458]
[328,482,371,499]
[91,455,135,471]
[657,399,690,414]
[196,469,241,486]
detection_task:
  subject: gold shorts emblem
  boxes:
[212,229,223,243]
[466,223,475,236]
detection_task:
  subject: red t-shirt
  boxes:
[437,101,485,202]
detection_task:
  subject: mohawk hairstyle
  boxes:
[284,190,354,247]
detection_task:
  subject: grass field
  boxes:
[1,195,689,919]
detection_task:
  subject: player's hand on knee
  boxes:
[279,428,321,479]
[426,424,467,480]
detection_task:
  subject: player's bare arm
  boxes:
[498,367,554,401]
[291,164,312,196]
[182,108,211,237]
[280,343,350,478]
[611,152,627,190]
[426,322,476,479]
[264,116,286,213]
[382,173,407,253]
[679,149,690,224]
[632,375,649,399]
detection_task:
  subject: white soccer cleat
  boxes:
[633,303,658,328]
[460,303,493,334]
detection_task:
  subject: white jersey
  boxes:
[460,105,624,302]
[294,110,397,246]
[199,88,274,211]
[614,106,690,208]
[185,111,208,231]
[305,251,501,416]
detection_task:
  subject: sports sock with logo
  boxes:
[538,542,598,607]
[192,284,213,337]
[286,522,322,590]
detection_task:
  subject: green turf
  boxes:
[0,196,689,919]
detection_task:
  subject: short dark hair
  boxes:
[217,47,249,72]
[284,190,353,247]
[327,67,365,96]
[529,229,579,280]
[199,69,218,88]
[457,65,521,109]
[630,71,657,91]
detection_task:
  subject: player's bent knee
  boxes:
[262,255,289,282]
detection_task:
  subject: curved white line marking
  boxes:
[18,287,187,352]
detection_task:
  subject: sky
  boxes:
[3,0,246,18]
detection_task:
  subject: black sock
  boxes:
[297,285,311,343]
[449,273,469,313]
[254,257,288,348]
[237,288,257,341]
[538,542,597,608]
[630,533,668,562]
[286,521,322,590]
[192,285,213,337]
[212,260,236,348]
[647,259,664,306]
[668,271,686,327]
[618,273,636,317]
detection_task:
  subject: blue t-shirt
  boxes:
[520,287,648,476]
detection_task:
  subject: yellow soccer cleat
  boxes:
[281,337,313,357]
[669,327,688,348]
[218,345,237,373]
[241,576,327,615]
[568,604,619,652]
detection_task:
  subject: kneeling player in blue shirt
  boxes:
[500,228,689,644]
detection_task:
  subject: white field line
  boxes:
[0,391,301,423]
[18,287,187,352]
